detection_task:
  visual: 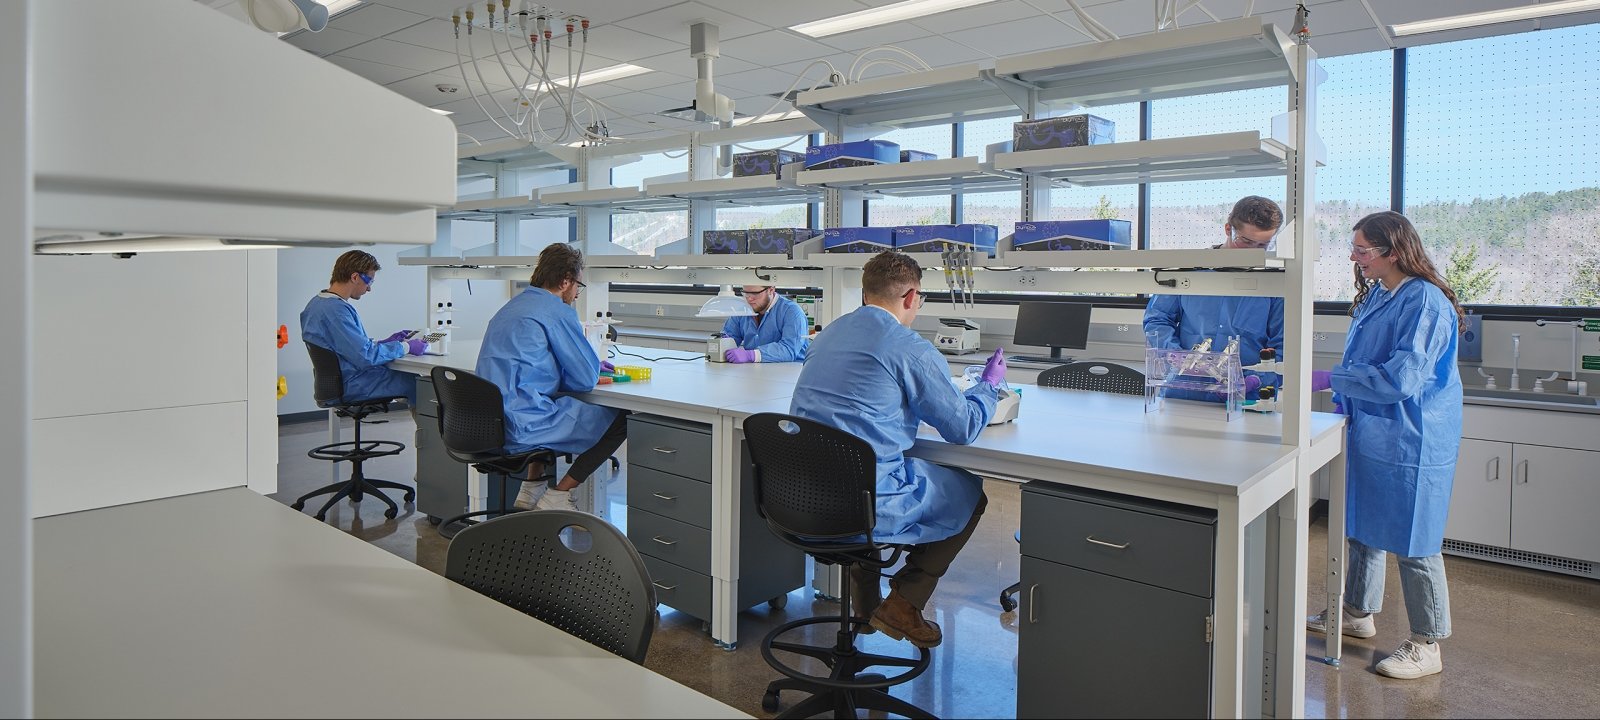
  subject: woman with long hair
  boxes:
[1306,211,1465,679]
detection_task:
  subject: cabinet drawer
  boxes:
[627,508,712,574]
[628,415,712,480]
[640,555,712,622]
[1021,483,1215,598]
[628,465,712,529]
[415,377,438,418]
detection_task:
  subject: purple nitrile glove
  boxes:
[1334,401,1345,415]
[1244,374,1262,396]
[980,348,1007,385]
[382,330,411,344]
[724,347,757,364]
[1312,369,1332,392]
[405,338,428,356]
[600,360,615,373]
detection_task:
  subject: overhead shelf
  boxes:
[537,186,685,214]
[995,247,1276,269]
[796,157,1023,197]
[648,254,811,268]
[646,175,822,206]
[794,64,1022,129]
[991,131,1288,186]
[996,18,1295,108]
[438,195,576,220]
[456,138,579,175]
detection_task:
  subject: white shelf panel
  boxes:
[997,18,1295,108]
[804,251,999,268]
[796,157,1022,197]
[992,132,1288,186]
[537,186,685,214]
[649,254,804,268]
[646,175,822,206]
[456,138,577,171]
[995,248,1274,268]
[795,64,1019,129]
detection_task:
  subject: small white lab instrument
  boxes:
[935,318,982,355]
[404,328,450,356]
[706,333,737,362]
[954,366,1020,425]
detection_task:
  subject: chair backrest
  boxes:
[445,510,656,664]
[743,413,878,547]
[1037,361,1146,396]
[429,366,507,456]
[305,342,346,407]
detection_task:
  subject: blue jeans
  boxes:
[1345,538,1452,639]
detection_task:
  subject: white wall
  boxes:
[1,0,33,712]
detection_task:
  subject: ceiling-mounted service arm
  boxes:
[691,21,735,125]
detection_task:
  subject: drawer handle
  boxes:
[652,492,678,502]
[1086,536,1131,550]
[1515,459,1530,485]
[1028,584,1039,624]
[652,581,678,591]
[652,536,678,546]
[1487,456,1500,481]
[652,446,678,455]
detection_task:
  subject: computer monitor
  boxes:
[1011,301,1092,363]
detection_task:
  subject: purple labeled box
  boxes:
[703,229,748,254]
[1012,114,1115,152]
[732,149,805,179]
[891,224,998,256]
[823,227,895,253]
[806,140,901,170]
[748,228,811,257]
[1012,220,1132,251]
[900,149,936,162]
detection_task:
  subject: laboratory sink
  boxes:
[1462,387,1600,407]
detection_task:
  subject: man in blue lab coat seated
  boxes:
[477,243,626,512]
[790,250,1006,648]
[300,250,427,407]
[720,284,810,363]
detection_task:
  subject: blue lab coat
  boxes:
[1144,294,1285,398]
[722,294,810,362]
[299,292,416,404]
[790,305,996,545]
[477,287,621,455]
[1331,277,1462,557]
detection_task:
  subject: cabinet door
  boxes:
[1511,444,1600,561]
[1444,439,1512,548]
[1018,557,1211,719]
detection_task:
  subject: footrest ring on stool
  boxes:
[760,615,930,691]
[307,439,405,462]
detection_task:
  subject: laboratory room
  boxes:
[11,0,1600,718]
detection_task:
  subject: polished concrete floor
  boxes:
[276,414,1600,718]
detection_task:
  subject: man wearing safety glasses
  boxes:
[300,250,426,406]
[720,284,811,363]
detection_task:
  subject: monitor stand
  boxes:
[1009,348,1074,365]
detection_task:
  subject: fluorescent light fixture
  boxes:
[1390,0,1600,36]
[527,63,652,90]
[735,109,805,125]
[790,0,1002,38]
[33,235,356,255]
[430,108,454,115]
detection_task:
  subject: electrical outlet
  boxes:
[1117,324,1130,332]
[1314,333,1328,342]
[1178,277,1191,289]
[655,305,665,317]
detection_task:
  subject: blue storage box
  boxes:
[702,229,748,254]
[732,149,805,178]
[900,149,936,163]
[748,228,811,257]
[823,227,895,254]
[891,224,998,256]
[806,140,901,170]
[1012,114,1115,152]
[1012,220,1132,252]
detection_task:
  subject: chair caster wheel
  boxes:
[384,508,398,519]
[291,502,305,511]
[314,513,327,521]
[761,690,780,713]
[1000,595,1018,613]
[427,515,444,526]
[403,491,415,502]
[768,594,788,610]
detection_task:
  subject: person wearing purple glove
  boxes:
[1311,369,1332,392]
[980,347,1007,385]
[1305,212,1465,681]
[599,360,615,374]
[790,251,998,649]
[299,250,419,407]
[720,284,811,363]
[381,330,412,344]
[723,347,758,364]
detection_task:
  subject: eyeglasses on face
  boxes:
[357,272,374,286]
[574,279,587,289]
[735,287,773,297]
[1350,244,1385,258]
[1229,225,1276,248]
[901,286,927,309]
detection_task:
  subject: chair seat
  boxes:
[453,447,555,477]
[321,396,406,419]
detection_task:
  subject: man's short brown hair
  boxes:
[329,250,380,285]
[861,251,923,302]
[529,243,585,289]
[1228,195,1283,232]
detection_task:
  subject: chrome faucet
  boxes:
[1509,333,1521,391]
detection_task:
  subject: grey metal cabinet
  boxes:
[1018,482,1216,719]
[625,414,805,626]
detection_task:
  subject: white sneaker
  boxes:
[512,482,544,510]
[1305,607,1377,638]
[1376,639,1442,679]
[534,487,578,511]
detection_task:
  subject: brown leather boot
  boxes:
[869,593,942,648]
[847,567,882,635]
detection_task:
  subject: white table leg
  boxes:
[708,415,740,649]
[1272,467,1311,718]
[1212,496,1245,719]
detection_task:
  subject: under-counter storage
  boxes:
[1018,483,1216,719]
[625,414,804,625]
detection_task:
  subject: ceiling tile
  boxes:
[383,19,468,53]
[325,54,425,84]
[590,89,683,114]
[865,34,991,67]
[630,50,757,78]
[284,27,370,56]
[388,70,513,109]
[718,29,842,66]
[614,2,771,42]
[327,2,430,36]
[568,24,689,63]
[718,66,827,97]
[604,70,692,93]
[334,38,463,72]
[909,0,1038,35]
[694,0,871,29]
[813,21,931,51]
[946,16,1098,54]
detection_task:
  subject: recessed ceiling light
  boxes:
[527,63,652,90]
[1389,0,1600,36]
[790,0,1003,38]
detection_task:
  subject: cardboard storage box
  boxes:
[1012,220,1132,251]
[891,224,998,256]
[732,149,805,178]
[703,229,748,254]
[1012,114,1115,152]
[806,140,901,170]
[748,228,811,257]
[822,227,894,253]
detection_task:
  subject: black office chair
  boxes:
[999,361,1147,612]
[293,342,414,521]
[429,366,556,540]
[744,412,933,720]
[444,509,656,664]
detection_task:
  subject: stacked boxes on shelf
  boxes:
[747,228,811,257]
[805,139,901,170]
[1012,220,1132,251]
[1012,114,1116,152]
[823,227,894,253]
[702,229,748,254]
[892,224,999,256]
[731,149,805,179]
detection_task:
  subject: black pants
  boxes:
[564,411,629,483]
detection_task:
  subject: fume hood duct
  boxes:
[31,0,457,255]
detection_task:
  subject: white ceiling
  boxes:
[199,0,1600,145]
